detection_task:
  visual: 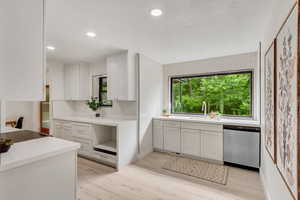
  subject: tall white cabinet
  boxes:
[107,51,136,101]
[64,63,90,100]
[0,0,45,100]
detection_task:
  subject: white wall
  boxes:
[163,52,260,120]
[138,54,163,157]
[5,101,38,131]
[260,0,297,200]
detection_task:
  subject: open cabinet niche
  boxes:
[92,125,117,163]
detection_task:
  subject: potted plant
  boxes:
[87,97,101,117]
[0,138,13,153]
[162,109,170,117]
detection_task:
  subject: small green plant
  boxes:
[162,109,167,114]
[0,138,13,146]
[87,97,101,111]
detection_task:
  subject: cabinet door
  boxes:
[164,127,181,153]
[64,66,73,100]
[54,122,63,139]
[73,137,92,156]
[72,123,91,139]
[0,0,45,100]
[201,131,223,161]
[181,129,201,157]
[107,53,128,100]
[153,126,164,149]
[78,64,90,100]
[49,63,65,100]
[62,124,73,141]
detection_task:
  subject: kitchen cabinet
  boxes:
[54,121,93,156]
[152,119,224,162]
[53,121,64,138]
[64,63,90,100]
[181,129,201,157]
[201,131,223,161]
[73,137,93,156]
[107,51,136,101]
[53,118,138,170]
[49,63,65,100]
[164,127,181,153]
[0,0,45,100]
[62,123,73,141]
[153,126,164,149]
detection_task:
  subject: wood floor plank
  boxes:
[78,152,266,200]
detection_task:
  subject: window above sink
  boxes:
[170,70,253,118]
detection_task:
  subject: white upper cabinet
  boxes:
[107,51,136,101]
[64,63,90,101]
[0,0,45,100]
[48,62,65,100]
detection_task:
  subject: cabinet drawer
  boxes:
[73,137,92,155]
[63,122,73,130]
[164,120,181,128]
[72,123,91,139]
[153,119,164,127]
[181,122,222,131]
[93,152,116,163]
[201,130,223,136]
[54,121,63,128]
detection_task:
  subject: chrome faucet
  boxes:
[202,101,207,117]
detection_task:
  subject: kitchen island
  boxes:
[0,130,80,200]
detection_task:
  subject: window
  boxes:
[99,77,112,106]
[171,71,253,117]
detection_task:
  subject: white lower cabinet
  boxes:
[152,119,224,162]
[153,126,164,149]
[201,131,223,161]
[181,129,201,157]
[53,122,63,138]
[72,137,92,156]
[62,123,73,141]
[54,121,93,157]
[164,127,181,153]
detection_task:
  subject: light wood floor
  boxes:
[78,152,266,200]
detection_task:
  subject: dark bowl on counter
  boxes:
[0,138,13,153]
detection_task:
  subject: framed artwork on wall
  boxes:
[265,39,276,163]
[275,2,299,199]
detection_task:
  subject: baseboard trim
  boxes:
[260,170,271,200]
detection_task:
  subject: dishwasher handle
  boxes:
[223,125,260,132]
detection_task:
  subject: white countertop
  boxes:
[53,116,137,126]
[0,137,80,172]
[1,127,22,133]
[153,116,260,127]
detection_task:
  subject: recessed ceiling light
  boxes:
[86,32,96,38]
[46,46,55,51]
[151,9,163,16]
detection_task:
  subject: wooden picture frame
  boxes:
[264,39,276,163]
[275,2,299,199]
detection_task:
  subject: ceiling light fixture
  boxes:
[86,32,96,38]
[151,9,163,16]
[46,46,55,51]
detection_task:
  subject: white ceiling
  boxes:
[46,0,273,64]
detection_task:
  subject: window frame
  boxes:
[169,70,254,118]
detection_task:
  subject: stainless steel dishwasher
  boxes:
[223,125,260,169]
